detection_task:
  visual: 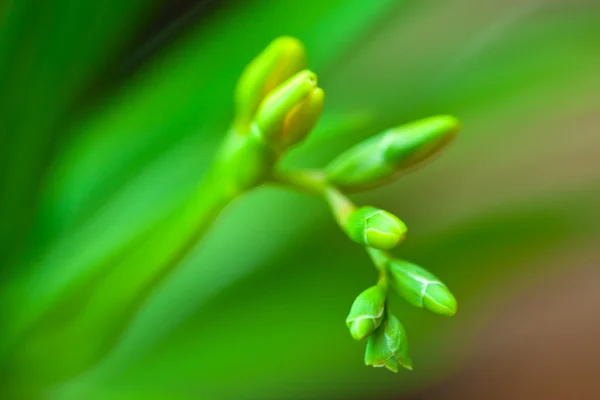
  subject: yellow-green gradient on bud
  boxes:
[389,259,458,317]
[346,285,386,340]
[326,115,459,190]
[345,206,407,250]
[253,70,318,147]
[281,87,324,150]
[384,115,459,168]
[234,36,306,129]
[364,313,412,372]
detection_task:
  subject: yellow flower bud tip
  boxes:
[268,36,305,62]
[234,36,306,127]
[346,206,407,250]
[254,70,318,142]
[281,87,325,149]
[423,283,458,317]
[384,114,460,166]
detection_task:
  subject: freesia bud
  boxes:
[326,115,459,190]
[346,285,386,340]
[345,206,406,250]
[253,70,319,150]
[364,313,412,372]
[389,259,457,317]
[235,36,306,128]
[281,87,324,149]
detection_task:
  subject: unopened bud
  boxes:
[345,206,406,250]
[364,313,412,372]
[389,259,457,317]
[346,285,386,340]
[253,70,318,148]
[235,36,306,128]
[326,115,459,190]
[281,87,324,149]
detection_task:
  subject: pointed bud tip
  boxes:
[401,359,414,371]
[270,36,304,53]
[298,70,317,87]
[423,284,458,317]
[309,87,325,103]
[386,114,460,156]
[430,114,460,134]
[234,36,307,128]
[384,358,399,373]
[285,69,317,87]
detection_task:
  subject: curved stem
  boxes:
[6,129,270,385]
[368,247,392,286]
[270,168,328,195]
[275,169,392,284]
[367,247,390,272]
[272,168,356,227]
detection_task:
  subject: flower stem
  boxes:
[5,128,268,385]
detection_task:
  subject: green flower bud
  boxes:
[346,285,386,340]
[389,259,457,317]
[345,206,407,250]
[235,36,306,128]
[326,115,460,190]
[281,87,324,149]
[364,313,412,372]
[253,70,319,150]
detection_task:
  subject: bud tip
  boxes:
[347,207,406,250]
[423,284,458,317]
[348,317,377,341]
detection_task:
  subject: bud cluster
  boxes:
[233,37,460,373]
[234,37,324,155]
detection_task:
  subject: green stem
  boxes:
[275,170,394,285]
[271,168,328,195]
[7,129,270,385]
[367,247,390,273]
[369,248,392,291]
[273,168,356,228]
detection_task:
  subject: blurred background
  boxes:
[1,0,599,398]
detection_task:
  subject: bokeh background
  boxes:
[1,0,600,398]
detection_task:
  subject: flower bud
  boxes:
[281,87,324,149]
[253,70,319,150]
[364,313,412,372]
[326,115,459,190]
[235,36,306,128]
[346,285,386,340]
[389,259,457,317]
[345,206,406,250]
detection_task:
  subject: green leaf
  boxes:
[0,0,158,266]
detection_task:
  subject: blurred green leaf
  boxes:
[1,0,399,391]
[61,189,598,398]
[0,0,158,266]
